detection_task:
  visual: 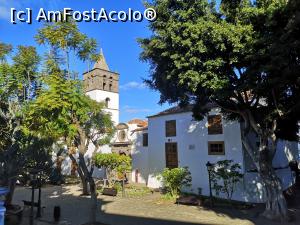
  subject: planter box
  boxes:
[176,196,202,206]
[102,188,117,196]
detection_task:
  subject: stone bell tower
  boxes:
[83,50,119,124]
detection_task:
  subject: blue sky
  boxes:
[0,0,171,122]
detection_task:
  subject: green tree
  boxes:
[36,19,99,79]
[0,43,53,206]
[30,20,115,223]
[0,43,12,62]
[139,0,299,219]
[94,153,131,186]
[27,74,114,223]
[12,46,41,101]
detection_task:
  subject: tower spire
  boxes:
[94,48,109,71]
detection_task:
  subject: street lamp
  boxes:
[29,172,37,225]
[206,161,214,207]
[121,162,126,198]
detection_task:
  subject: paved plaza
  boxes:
[6,185,299,225]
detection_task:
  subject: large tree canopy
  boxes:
[27,20,115,224]
[140,0,299,220]
[0,43,54,206]
[1,19,113,224]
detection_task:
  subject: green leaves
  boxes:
[140,0,299,141]
[12,45,41,101]
[159,167,192,197]
[36,20,99,75]
[210,160,243,200]
[140,0,256,107]
[36,20,83,49]
[0,43,12,62]
[0,43,54,187]
[94,153,131,172]
[94,153,131,185]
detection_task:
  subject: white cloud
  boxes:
[0,0,64,20]
[120,81,146,90]
[123,105,151,114]
[0,6,10,20]
[0,0,16,20]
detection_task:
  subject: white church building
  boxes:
[62,52,299,203]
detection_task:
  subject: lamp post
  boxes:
[29,173,37,225]
[121,162,126,198]
[206,161,214,207]
[36,173,42,218]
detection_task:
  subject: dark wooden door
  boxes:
[165,143,178,169]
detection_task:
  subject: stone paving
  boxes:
[7,185,299,225]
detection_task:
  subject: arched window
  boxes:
[109,83,113,91]
[105,97,110,108]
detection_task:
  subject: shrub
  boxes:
[112,182,122,192]
[159,167,192,197]
[210,160,243,201]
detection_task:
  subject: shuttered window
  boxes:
[143,133,148,147]
[208,141,225,155]
[165,143,178,169]
[208,115,223,135]
[166,120,176,137]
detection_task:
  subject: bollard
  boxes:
[0,202,6,225]
[53,206,61,222]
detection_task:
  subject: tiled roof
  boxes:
[147,105,194,118]
[148,103,216,118]
[131,127,148,133]
[128,119,148,127]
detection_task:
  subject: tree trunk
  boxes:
[241,111,288,220]
[78,153,98,223]
[88,177,98,223]
[5,178,17,207]
[80,174,89,196]
[258,136,288,220]
[27,71,31,101]
[69,153,89,195]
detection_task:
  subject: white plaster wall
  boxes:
[147,109,244,196]
[83,89,119,178]
[147,109,298,203]
[61,157,72,175]
[273,140,299,166]
[242,135,298,203]
[130,129,149,184]
[59,87,119,178]
[86,143,110,178]
[84,122,150,182]
[86,89,119,125]
[242,168,295,203]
